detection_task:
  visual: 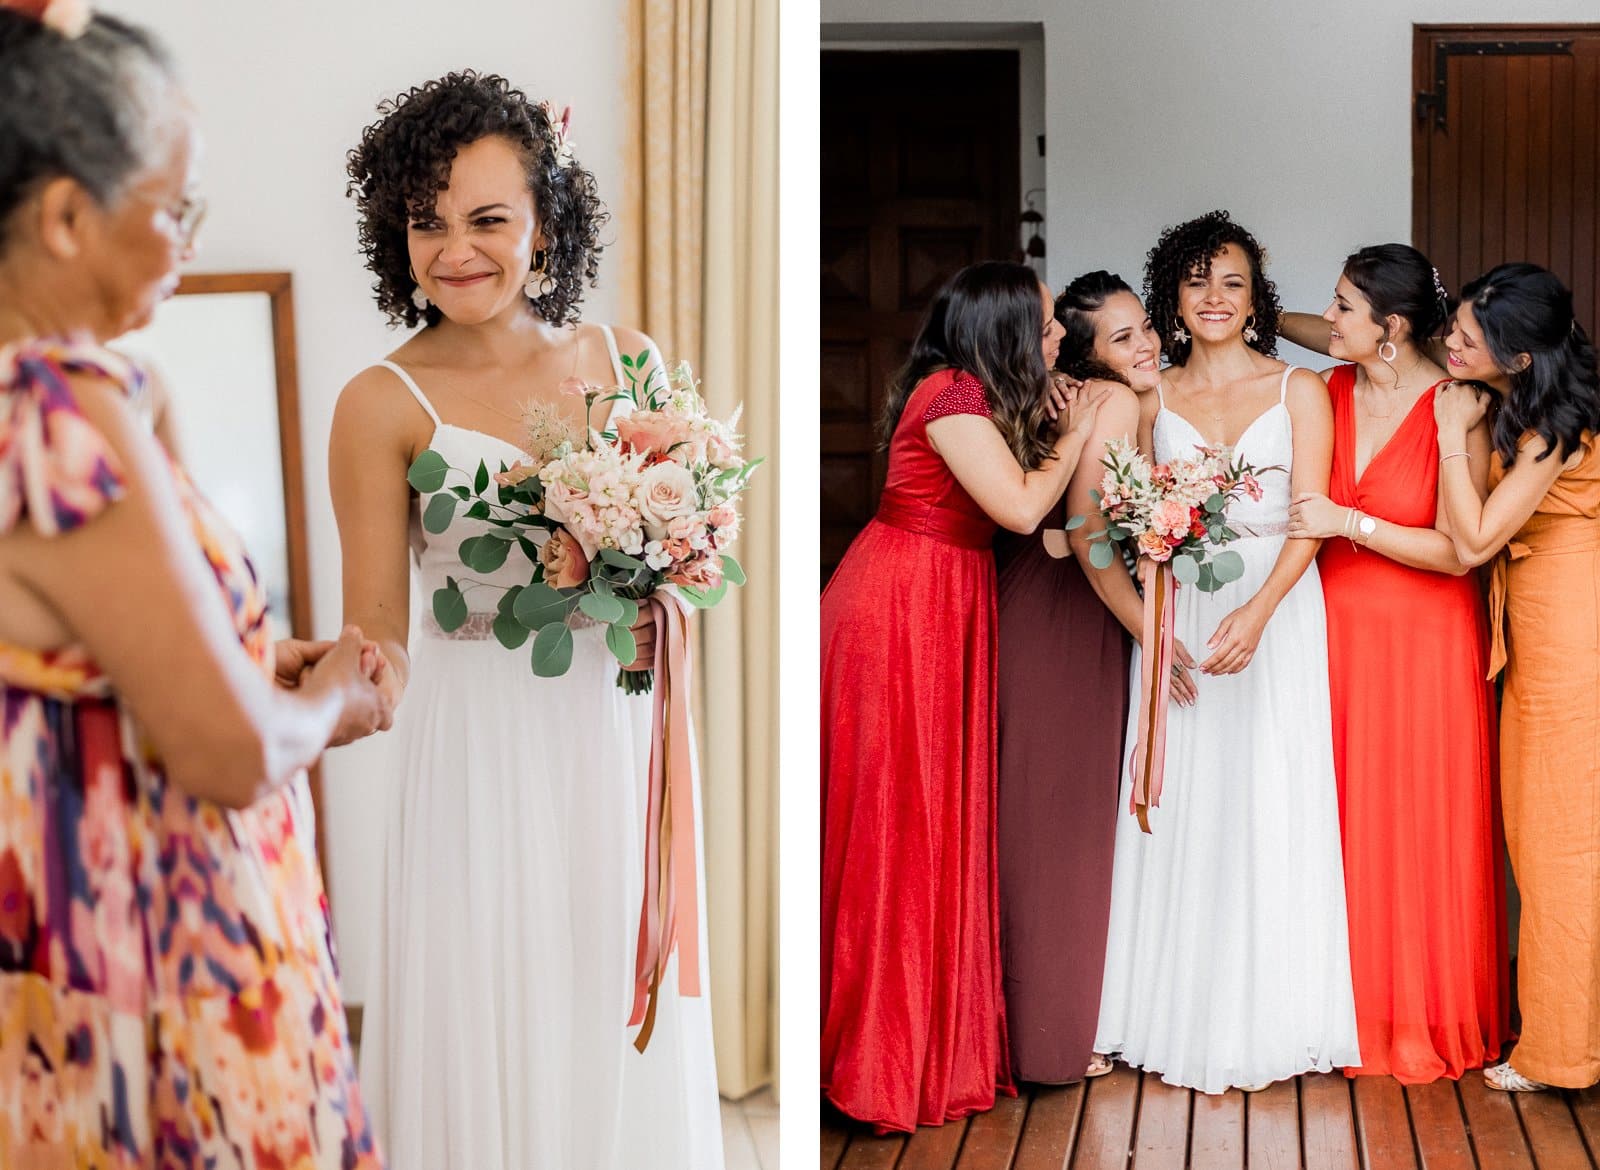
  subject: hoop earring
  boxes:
[1242,315,1260,344]
[409,266,429,311]
[525,249,558,299]
[1172,322,1190,344]
[1378,339,1398,363]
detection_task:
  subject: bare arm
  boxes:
[145,362,185,463]
[0,376,387,806]
[927,388,1109,533]
[1280,312,1334,357]
[1202,368,1332,674]
[1435,383,1567,565]
[329,366,420,708]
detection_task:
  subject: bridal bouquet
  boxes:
[1076,438,1279,833]
[405,353,760,695]
[1081,437,1270,592]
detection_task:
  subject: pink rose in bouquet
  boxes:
[538,529,591,589]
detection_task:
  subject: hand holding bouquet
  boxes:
[405,354,760,694]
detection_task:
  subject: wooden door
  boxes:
[1414,25,1600,342]
[820,49,1021,585]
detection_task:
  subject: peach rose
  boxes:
[637,461,698,539]
[669,554,724,591]
[1136,530,1173,562]
[539,529,591,589]
[494,461,539,487]
[614,410,694,459]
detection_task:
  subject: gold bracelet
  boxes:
[1440,450,1470,463]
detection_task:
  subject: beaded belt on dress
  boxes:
[421,610,601,640]
[1230,518,1290,540]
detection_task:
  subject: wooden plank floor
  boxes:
[823,1070,1600,1169]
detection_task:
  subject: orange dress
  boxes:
[1318,366,1508,1082]
[1489,434,1600,1087]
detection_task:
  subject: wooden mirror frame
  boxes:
[170,272,325,878]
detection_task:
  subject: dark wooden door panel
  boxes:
[820,49,1021,586]
[1414,25,1600,346]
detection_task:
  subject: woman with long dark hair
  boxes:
[822,261,1106,1132]
[996,271,1182,1087]
[1093,211,1359,1093]
[1430,262,1600,1092]
[1285,244,1507,1083]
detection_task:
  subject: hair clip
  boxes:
[1,0,91,37]
[538,100,576,168]
[1431,266,1449,306]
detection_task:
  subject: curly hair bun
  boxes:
[345,70,608,329]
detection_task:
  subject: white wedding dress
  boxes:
[1093,366,1360,1092]
[357,326,725,1169]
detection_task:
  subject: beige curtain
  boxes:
[621,0,779,1102]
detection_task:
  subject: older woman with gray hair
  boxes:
[0,4,388,1163]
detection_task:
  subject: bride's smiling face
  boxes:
[1177,243,1254,345]
[407,135,543,326]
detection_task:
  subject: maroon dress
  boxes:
[995,519,1129,1083]
[821,369,1014,1133]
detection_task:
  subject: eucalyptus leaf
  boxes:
[1063,514,1087,531]
[678,580,728,608]
[465,500,491,521]
[1089,541,1116,570]
[1108,525,1130,542]
[578,592,626,624]
[517,535,543,564]
[1171,554,1200,585]
[407,450,449,493]
[1204,492,1227,513]
[1211,550,1246,584]
[452,485,471,499]
[493,613,530,649]
[605,621,638,667]
[1196,562,1218,593]
[720,554,747,586]
[599,548,647,572]
[613,596,639,627]
[497,585,523,618]
[531,622,575,677]
[460,535,511,573]
[423,493,456,534]
[513,582,569,629]
[474,459,489,495]
[432,584,468,632]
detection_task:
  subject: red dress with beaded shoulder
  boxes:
[821,369,1014,1133]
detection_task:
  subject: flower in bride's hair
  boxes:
[538,529,590,589]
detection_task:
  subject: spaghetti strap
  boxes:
[377,360,441,426]
[599,324,626,385]
[1279,365,1297,404]
[1157,377,1168,409]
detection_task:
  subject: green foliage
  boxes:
[423,494,456,534]
[605,621,638,667]
[432,583,467,631]
[531,622,574,676]
[407,450,449,493]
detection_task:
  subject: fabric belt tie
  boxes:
[873,496,993,549]
[1486,514,1600,678]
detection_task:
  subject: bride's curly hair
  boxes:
[1144,209,1281,366]
[346,70,607,329]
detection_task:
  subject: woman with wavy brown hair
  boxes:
[822,261,1106,1132]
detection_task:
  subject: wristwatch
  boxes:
[1356,514,1377,543]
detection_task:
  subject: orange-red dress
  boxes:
[1318,365,1508,1082]
[821,369,1013,1133]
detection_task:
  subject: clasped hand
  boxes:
[274,629,393,745]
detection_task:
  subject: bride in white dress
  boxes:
[1094,212,1359,1092]
[330,74,723,1169]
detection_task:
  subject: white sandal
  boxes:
[1085,1053,1114,1079]
[1484,1061,1552,1092]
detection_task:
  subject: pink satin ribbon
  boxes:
[1128,559,1177,834]
[630,595,703,1052]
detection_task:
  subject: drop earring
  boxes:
[525,250,557,299]
[1173,322,1190,344]
[1242,314,1259,344]
[409,267,429,311]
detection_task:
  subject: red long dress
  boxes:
[1319,364,1509,1082]
[821,369,1014,1132]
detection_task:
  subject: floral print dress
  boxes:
[0,339,380,1168]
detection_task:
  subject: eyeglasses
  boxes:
[127,186,208,250]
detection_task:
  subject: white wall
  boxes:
[112,0,628,1001]
[822,0,1599,368]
